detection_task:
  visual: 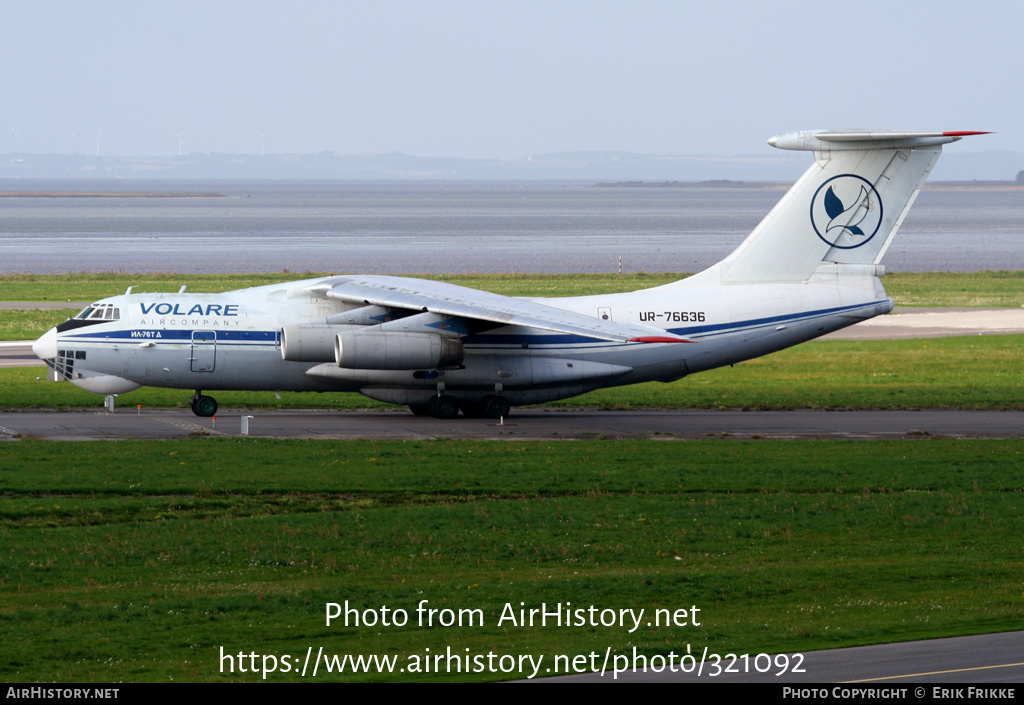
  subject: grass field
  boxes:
[1,438,1022,682]
[4,333,1022,411]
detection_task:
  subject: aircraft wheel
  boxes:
[427,395,460,419]
[409,404,430,416]
[192,395,218,417]
[480,394,511,419]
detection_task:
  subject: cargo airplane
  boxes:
[33,129,986,419]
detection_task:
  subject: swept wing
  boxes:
[314,275,690,343]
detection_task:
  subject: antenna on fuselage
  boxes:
[125,286,134,295]
[178,285,187,293]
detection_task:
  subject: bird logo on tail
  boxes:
[810,175,884,249]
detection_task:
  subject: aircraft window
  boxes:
[60,303,116,331]
[76,303,120,321]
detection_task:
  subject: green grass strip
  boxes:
[0,438,1021,682]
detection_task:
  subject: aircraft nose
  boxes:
[32,327,58,360]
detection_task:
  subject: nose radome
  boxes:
[32,327,58,360]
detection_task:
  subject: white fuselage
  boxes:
[36,271,890,407]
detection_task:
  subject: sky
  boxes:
[2,0,1021,159]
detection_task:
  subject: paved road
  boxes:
[0,301,88,310]
[0,342,42,368]
[546,630,1024,683]
[1,407,1021,441]
[820,307,1024,340]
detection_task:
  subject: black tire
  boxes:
[409,404,430,416]
[427,395,460,419]
[480,395,511,419]
[192,395,218,417]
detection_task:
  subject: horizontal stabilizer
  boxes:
[768,129,991,152]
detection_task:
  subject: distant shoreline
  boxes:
[0,192,224,198]
[595,179,1024,189]
[595,179,783,188]
[926,181,1024,189]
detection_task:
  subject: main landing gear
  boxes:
[410,394,511,420]
[190,390,218,417]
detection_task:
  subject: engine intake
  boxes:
[281,325,352,362]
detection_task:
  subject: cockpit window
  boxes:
[76,303,119,321]
[58,303,119,333]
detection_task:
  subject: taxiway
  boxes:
[1,407,1021,441]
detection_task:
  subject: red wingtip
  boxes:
[942,131,993,137]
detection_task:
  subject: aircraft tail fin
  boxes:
[705,130,989,284]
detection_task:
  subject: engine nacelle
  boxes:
[335,332,464,370]
[281,325,355,362]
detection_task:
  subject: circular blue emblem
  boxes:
[809,174,883,249]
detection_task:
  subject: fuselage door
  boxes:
[190,330,217,372]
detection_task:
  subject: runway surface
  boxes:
[0,341,41,368]
[821,307,1024,340]
[546,630,1024,683]
[1,407,1021,441]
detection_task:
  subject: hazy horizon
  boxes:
[3,1,1021,161]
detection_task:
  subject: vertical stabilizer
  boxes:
[713,130,987,284]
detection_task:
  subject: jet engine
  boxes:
[280,324,352,362]
[335,331,464,370]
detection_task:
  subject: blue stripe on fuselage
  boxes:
[59,300,884,350]
[64,330,278,342]
[462,301,885,347]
